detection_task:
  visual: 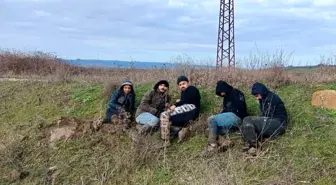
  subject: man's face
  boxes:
[221,92,226,96]
[123,85,132,94]
[256,94,262,100]
[158,84,168,93]
[178,81,189,91]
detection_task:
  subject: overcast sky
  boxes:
[1,0,335,66]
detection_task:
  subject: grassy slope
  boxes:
[0,81,335,185]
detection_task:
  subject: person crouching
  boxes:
[134,80,171,135]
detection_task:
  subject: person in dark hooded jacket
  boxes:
[134,80,171,134]
[203,80,248,153]
[102,80,136,124]
[241,82,288,154]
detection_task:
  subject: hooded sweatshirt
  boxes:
[135,80,171,118]
[216,80,247,119]
[251,82,288,125]
[106,80,136,117]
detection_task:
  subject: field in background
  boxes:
[0,50,336,184]
[1,50,336,88]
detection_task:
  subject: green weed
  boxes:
[0,81,335,185]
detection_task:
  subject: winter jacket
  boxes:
[135,81,172,118]
[251,82,288,125]
[174,85,201,117]
[105,80,136,120]
[216,81,248,119]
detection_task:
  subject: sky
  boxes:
[1,0,336,66]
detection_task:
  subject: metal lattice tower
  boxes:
[216,0,235,68]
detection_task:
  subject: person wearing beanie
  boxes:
[202,80,248,154]
[160,75,201,144]
[102,80,136,126]
[240,82,288,155]
[134,80,171,135]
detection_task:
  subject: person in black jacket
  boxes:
[160,75,201,144]
[203,80,248,153]
[241,82,288,154]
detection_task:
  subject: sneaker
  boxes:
[242,142,250,152]
[130,129,140,143]
[218,139,234,152]
[177,127,190,143]
[93,118,103,131]
[242,141,260,152]
[137,125,152,135]
[201,144,218,155]
[135,124,142,132]
[247,147,257,156]
[162,139,171,148]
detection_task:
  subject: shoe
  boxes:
[201,144,218,155]
[138,125,152,135]
[93,118,103,131]
[102,118,111,124]
[218,138,234,152]
[130,129,140,143]
[177,127,190,143]
[242,142,250,152]
[247,147,257,156]
[162,139,171,148]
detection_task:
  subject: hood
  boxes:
[251,82,269,96]
[216,80,233,96]
[119,80,134,93]
[154,80,169,90]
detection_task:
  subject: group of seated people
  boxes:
[101,75,288,155]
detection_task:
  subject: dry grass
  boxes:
[1,50,336,88]
[0,79,335,184]
[0,50,336,184]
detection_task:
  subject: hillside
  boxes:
[1,51,336,184]
[1,80,335,184]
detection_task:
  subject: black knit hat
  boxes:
[177,75,189,84]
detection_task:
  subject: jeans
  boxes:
[207,112,242,144]
[208,112,242,134]
[135,112,160,127]
[241,116,286,146]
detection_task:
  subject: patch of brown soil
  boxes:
[312,90,336,110]
[44,116,134,146]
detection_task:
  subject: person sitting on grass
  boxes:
[202,80,248,154]
[160,75,201,145]
[241,82,288,155]
[134,80,171,135]
[102,80,136,127]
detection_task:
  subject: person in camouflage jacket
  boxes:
[135,80,171,134]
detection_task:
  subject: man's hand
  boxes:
[165,103,170,110]
[176,99,180,103]
[170,105,176,110]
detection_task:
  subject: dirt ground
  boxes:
[45,116,135,147]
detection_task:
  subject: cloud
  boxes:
[0,0,335,65]
[34,10,52,17]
